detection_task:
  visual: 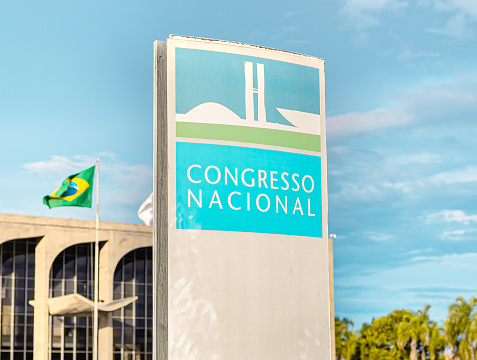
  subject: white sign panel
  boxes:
[154,35,331,360]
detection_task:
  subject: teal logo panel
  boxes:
[175,48,320,127]
[176,142,322,238]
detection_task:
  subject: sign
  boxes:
[177,142,322,237]
[154,35,331,359]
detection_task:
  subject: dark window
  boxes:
[2,252,13,276]
[0,238,38,355]
[113,247,153,357]
[49,243,95,358]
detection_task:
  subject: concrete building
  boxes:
[0,213,153,360]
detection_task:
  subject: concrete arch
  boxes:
[98,237,152,359]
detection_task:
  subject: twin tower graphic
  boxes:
[176,62,321,139]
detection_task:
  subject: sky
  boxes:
[2,0,477,328]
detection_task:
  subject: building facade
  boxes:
[0,214,153,360]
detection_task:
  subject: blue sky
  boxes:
[2,0,477,327]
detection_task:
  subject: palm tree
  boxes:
[446,296,477,360]
[418,305,432,360]
[398,312,422,360]
[426,321,445,360]
[398,306,434,360]
[335,317,357,360]
[444,315,459,360]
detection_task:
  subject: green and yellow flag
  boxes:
[43,165,95,209]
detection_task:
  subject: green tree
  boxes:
[444,310,460,359]
[357,310,410,360]
[335,317,357,360]
[446,296,477,360]
[397,311,424,360]
[426,321,445,360]
[418,305,432,360]
[332,305,447,360]
[396,305,441,360]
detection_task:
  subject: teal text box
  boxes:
[176,142,322,238]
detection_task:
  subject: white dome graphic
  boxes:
[176,102,242,125]
[176,61,320,136]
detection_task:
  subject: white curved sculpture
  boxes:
[29,293,138,317]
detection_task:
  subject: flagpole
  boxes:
[93,158,99,360]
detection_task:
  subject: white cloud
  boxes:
[382,181,413,192]
[327,108,413,136]
[432,0,477,19]
[430,166,477,185]
[282,25,299,33]
[284,11,296,18]
[23,154,150,184]
[393,153,442,165]
[352,32,372,47]
[329,152,435,202]
[330,181,412,202]
[426,12,474,38]
[424,211,477,241]
[328,146,348,154]
[440,229,466,240]
[425,209,477,224]
[328,149,443,203]
[366,231,393,242]
[399,48,441,61]
[22,155,93,178]
[418,0,432,6]
[340,0,409,29]
[328,73,477,138]
[330,162,477,205]
[423,0,477,39]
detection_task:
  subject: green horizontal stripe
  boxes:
[176,122,321,152]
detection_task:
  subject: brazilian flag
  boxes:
[43,165,95,209]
